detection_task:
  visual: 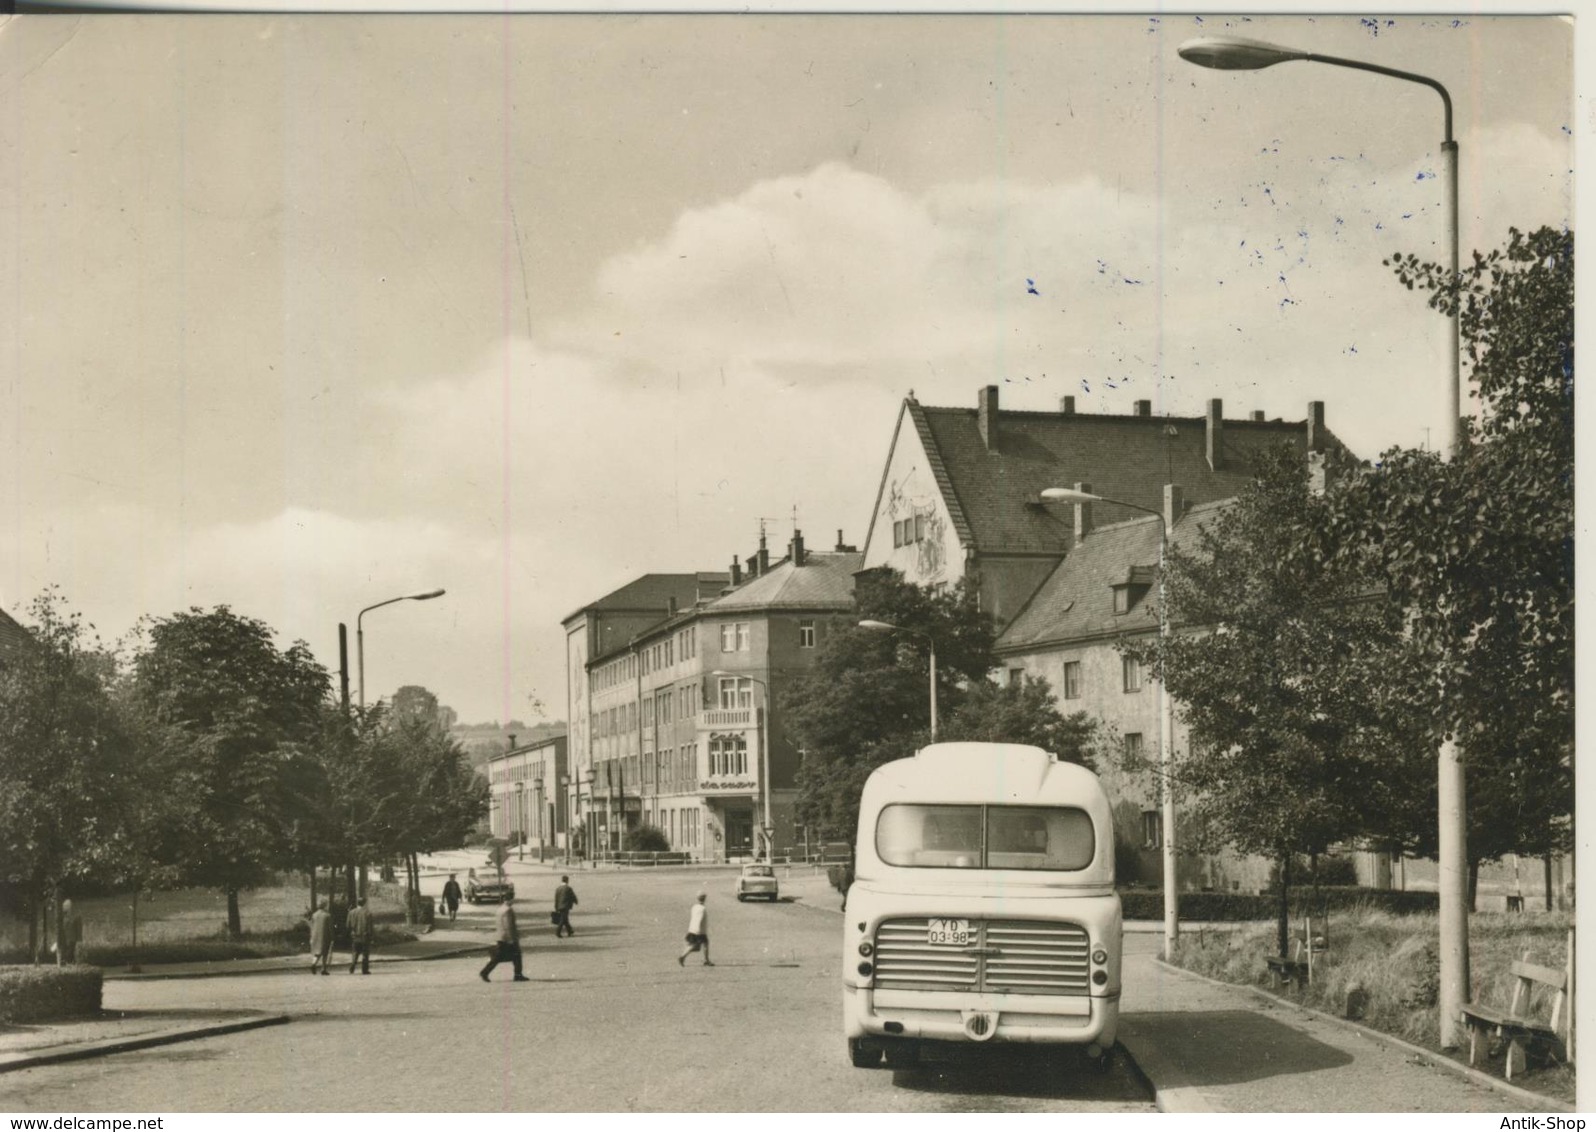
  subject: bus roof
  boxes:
[861,742,1109,808]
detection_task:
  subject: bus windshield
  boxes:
[875,804,1096,871]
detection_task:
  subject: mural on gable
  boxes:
[884,472,947,585]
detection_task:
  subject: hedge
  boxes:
[1118,887,1441,921]
[0,965,103,1023]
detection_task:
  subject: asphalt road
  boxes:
[0,867,1153,1113]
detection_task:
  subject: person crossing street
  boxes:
[481,892,529,982]
[553,875,578,938]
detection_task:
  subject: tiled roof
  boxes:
[708,551,863,613]
[996,500,1231,652]
[915,401,1346,556]
[562,572,729,624]
[0,605,32,665]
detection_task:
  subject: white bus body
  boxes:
[842,742,1122,1068]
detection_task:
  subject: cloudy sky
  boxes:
[0,11,1574,725]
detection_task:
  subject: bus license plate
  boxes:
[927,918,971,946]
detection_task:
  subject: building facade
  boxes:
[567,532,860,861]
[485,733,569,858]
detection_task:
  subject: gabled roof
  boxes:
[0,605,32,664]
[562,572,729,625]
[910,398,1347,556]
[708,551,863,613]
[996,499,1231,653]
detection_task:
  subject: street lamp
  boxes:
[357,588,446,710]
[858,620,937,741]
[560,774,571,865]
[712,670,773,861]
[515,780,525,861]
[1178,32,1468,1048]
[1042,487,1178,958]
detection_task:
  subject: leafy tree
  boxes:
[0,591,131,961]
[1122,447,1432,955]
[1322,226,1574,900]
[788,568,1098,842]
[131,606,331,937]
[392,684,442,727]
[624,823,671,852]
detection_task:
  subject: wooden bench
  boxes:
[1461,950,1570,1080]
[1264,911,1329,988]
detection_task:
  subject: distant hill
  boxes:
[453,720,567,771]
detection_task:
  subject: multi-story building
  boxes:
[485,733,568,859]
[569,531,861,861]
[861,385,1342,630]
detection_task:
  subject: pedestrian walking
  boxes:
[347,896,374,974]
[677,892,713,967]
[553,875,578,937]
[441,873,463,924]
[480,893,529,982]
[308,901,333,975]
[59,899,83,965]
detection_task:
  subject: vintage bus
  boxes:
[842,742,1122,1069]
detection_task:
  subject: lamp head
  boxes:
[1178,36,1307,71]
[1040,487,1105,505]
[411,588,446,600]
[858,619,898,632]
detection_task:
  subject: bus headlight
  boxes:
[1091,947,1108,965]
[1092,969,1108,986]
[858,961,874,977]
[858,941,874,957]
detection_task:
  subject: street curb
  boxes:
[1113,1030,1214,1114]
[103,945,485,981]
[1152,957,1574,1113]
[0,1014,290,1074]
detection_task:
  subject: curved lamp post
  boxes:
[1178,33,1467,1046]
[858,620,937,742]
[1043,487,1178,958]
[711,670,773,861]
[357,588,446,710]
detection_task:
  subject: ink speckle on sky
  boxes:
[1026,278,1039,295]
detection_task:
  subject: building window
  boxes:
[1062,661,1082,699]
[914,513,925,541]
[799,620,816,648]
[1123,655,1142,693]
[718,676,753,710]
[1008,667,1023,687]
[892,520,903,548]
[721,624,736,651]
[1113,586,1131,615]
[643,698,655,729]
[659,691,672,726]
[1142,809,1162,850]
[709,734,749,777]
[1123,732,1144,761]
[736,622,750,651]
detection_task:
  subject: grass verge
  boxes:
[1169,905,1574,1105]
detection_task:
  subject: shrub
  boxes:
[1118,887,1440,921]
[0,965,103,1023]
[624,824,671,852]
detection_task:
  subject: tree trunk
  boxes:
[52,885,63,968]
[309,867,318,913]
[411,852,420,898]
[358,864,368,900]
[1276,853,1291,959]
[1544,854,1554,912]
[130,888,142,973]
[345,862,357,909]
[225,887,243,939]
[1466,860,1480,913]
[26,881,39,965]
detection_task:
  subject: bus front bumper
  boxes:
[844,985,1119,1047]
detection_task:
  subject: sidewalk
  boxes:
[1118,950,1571,1113]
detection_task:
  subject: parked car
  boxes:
[467,874,516,904]
[735,863,779,902]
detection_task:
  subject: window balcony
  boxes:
[702,707,753,728]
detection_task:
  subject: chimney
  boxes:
[1206,398,1224,470]
[1060,395,1076,415]
[978,384,999,450]
[1307,400,1326,453]
[1164,484,1185,529]
[507,733,517,752]
[1251,410,1265,422]
[836,529,846,552]
[791,530,806,567]
[667,596,678,617]
[729,556,742,586]
[1073,481,1093,542]
[1134,399,1151,417]
[746,554,758,579]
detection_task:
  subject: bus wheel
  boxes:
[848,1039,882,1069]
